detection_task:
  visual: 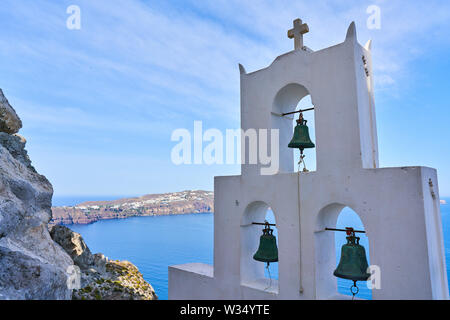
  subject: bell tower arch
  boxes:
[240,202,279,294]
[271,83,314,173]
[240,22,379,177]
[314,203,372,299]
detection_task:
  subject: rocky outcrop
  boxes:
[0,98,74,299]
[50,190,214,226]
[50,225,95,271]
[0,89,157,300]
[0,89,22,134]
[50,225,157,300]
[0,133,33,171]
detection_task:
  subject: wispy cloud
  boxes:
[0,0,449,195]
[2,1,449,121]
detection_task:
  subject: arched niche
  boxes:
[335,207,372,299]
[240,201,279,293]
[272,83,316,173]
[314,203,372,299]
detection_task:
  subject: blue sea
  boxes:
[59,196,450,300]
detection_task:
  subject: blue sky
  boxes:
[0,0,449,197]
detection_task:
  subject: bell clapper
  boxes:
[298,149,309,172]
[264,262,273,291]
[350,281,359,300]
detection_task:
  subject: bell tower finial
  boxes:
[288,18,309,50]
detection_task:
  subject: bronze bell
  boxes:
[334,228,370,283]
[288,113,315,151]
[253,222,278,264]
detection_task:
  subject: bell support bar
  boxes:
[281,107,315,117]
[252,222,276,227]
[271,106,315,118]
[325,227,366,234]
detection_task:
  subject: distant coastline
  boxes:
[50,190,214,226]
[51,192,446,226]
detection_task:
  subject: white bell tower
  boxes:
[169,20,449,300]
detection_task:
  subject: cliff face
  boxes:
[0,89,157,300]
[50,226,157,300]
[51,190,214,225]
[0,92,74,299]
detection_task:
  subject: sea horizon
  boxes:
[52,191,215,208]
[53,194,450,209]
[52,195,137,207]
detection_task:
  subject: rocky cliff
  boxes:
[0,89,157,300]
[0,90,74,299]
[51,190,214,225]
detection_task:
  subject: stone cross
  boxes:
[288,18,309,50]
